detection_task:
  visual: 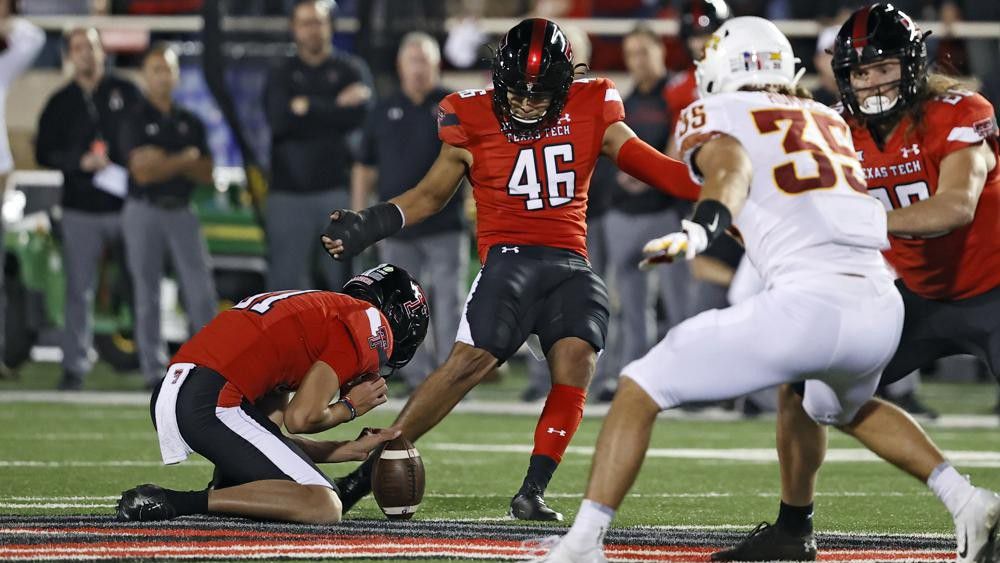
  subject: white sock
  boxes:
[927,462,975,518]
[564,499,615,548]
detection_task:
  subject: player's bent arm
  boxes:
[284,361,353,435]
[887,143,997,237]
[693,134,752,215]
[601,121,701,201]
[388,142,470,225]
[322,143,469,260]
[640,135,750,266]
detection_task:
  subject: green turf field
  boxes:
[2,361,998,539]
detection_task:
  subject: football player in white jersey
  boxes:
[538,16,911,563]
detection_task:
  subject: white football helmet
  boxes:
[695,16,804,97]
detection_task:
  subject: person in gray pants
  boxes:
[264,0,373,291]
[36,28,129,389]
[600,26,696,393]
[120,45,217,387]
[353,33,467,391]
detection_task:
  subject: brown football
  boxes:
[370,436,424,520]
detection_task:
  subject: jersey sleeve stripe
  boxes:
[605,88,622,102]
[946,126,987,143]
[365,307,383,336]
[439,112,460,127]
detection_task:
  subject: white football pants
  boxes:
[624,272,904,426]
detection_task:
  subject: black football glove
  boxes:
[323,202,404,260]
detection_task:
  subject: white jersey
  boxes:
[674,91,890,286]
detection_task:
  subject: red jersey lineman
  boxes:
[322,18,700,521]
[115,264,429,526]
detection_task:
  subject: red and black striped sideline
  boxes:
[0,516,955,561]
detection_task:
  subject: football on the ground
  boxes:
[371,436,424,520]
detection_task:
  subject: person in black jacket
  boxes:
[36,28,142,390]
[264,0,373,292]
[352,32,466,393]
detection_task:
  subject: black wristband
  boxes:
[338,397,357,421]
[360,202,404,243]
[688,199,732,247]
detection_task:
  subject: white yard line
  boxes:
[0,391,996,428]
[426,442,1000,465]
[3,443,1000,468]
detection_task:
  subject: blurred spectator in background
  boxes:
[0,5,42,379]
[665,0,730,138]
[356,0,444,95]
[352,32,466,393]
[265,0,372,292]
[120,44,217,388]
[942,0,1000,116]
[811,25,840,106]
[599,24,694,400]
[36,28,141,390]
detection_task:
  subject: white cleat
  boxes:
[526,536,608,563]
[954,487,1000,563]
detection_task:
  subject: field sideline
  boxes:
[0,363,997,561]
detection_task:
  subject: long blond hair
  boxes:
[738,83,814,99]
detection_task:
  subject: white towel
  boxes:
[155,363,197,465]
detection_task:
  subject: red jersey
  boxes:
[172,290,393,407]
[850,90,1000,300]
[437,78,625,261]
[665,68,699,132]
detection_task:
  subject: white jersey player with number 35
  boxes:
[540,17,906,563]
[630,18,903,426]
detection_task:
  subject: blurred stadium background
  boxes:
[1,1,999,561]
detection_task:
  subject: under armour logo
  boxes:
[557,113,571,124]
[526,82,535,93]
[900,144,920,158]
[856,150,864,162]
[502,246,519,254]
[546,427,567,436]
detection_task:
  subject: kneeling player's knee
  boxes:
[301,486,342,525]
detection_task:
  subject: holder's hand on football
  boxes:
[344,375,388,417]
[329,427,401,462]
[639,219,709,270]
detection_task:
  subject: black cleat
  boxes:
[509,491,563,521]
[334,464,373,514]
[115,484,177,522]
[711,522,817,561]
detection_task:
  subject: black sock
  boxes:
[775,501,814,536]
[163,488,209,516]
[359,452,377,480]
[519,454,558,495]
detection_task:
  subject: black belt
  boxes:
[132,193,190,210]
